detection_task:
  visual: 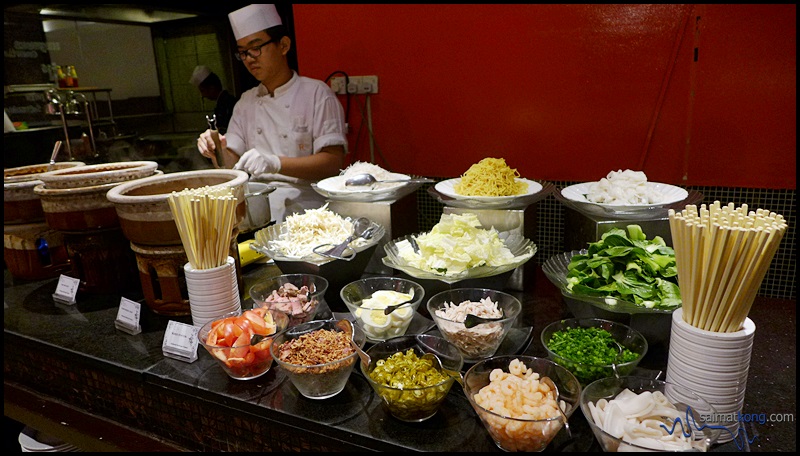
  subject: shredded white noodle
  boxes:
[267,204,364,258]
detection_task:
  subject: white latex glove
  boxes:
[196,129,226,159]
[233,148,282,175]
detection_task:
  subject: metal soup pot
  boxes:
[240,182,275,232]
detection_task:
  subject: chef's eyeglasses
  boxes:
[234,38,277,61]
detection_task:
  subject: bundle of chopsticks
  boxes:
[167,185,238,270]
[668,201,787,332]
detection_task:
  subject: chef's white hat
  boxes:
[229,4,282,41]
[189,65,212,87]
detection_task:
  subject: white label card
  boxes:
[53,274,80,305]
[162,320,199,361]
[115,297,142,335]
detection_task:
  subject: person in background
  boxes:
[189,65,238,134]
[196,4,347,223]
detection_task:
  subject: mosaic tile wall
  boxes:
[415,181,796,300]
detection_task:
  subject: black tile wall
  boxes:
[415,181,796,300]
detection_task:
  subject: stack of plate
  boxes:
[665,308,756,443]
[18,426,79,452]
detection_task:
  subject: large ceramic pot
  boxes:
[37,161,159,189]
[4,162,86,184]
[34,181,124,231]
[106,169,249,246]
[4,162,86,225]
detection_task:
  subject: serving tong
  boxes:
[206,114,226,169]
[312,217,377,261]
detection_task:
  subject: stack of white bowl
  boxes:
[18,426,79,452]
[665,307,755,443]
[184,256,242,327]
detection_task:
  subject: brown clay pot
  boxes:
[33,181,124,231]
[37,161,159,189]
[4,162,86,225]
[3,221,70,281]
[105,169,249,246]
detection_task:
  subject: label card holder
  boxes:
[52,274,80,306]
[162,320,199,363]
[115,297,142,335]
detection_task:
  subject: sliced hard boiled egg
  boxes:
[360,307,391,330]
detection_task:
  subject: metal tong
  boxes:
[206,114,226,169]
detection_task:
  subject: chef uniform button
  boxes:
[256,128,263,135]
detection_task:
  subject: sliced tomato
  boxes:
[229,332,251,359]
[244,311,268,336]
[235,315,253,335]
[250,307,267,318]
[252,340,273,361]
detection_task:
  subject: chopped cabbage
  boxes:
[398,213,525,276]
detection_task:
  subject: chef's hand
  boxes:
[197,129,226,159]
[233,148,282,176]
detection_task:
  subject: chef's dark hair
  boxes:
[199,72,222,90]
[265,25,288,43]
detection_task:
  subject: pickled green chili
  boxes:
[369,349,448,388]
[368,349,451,421]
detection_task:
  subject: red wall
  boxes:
[293,4,795,189]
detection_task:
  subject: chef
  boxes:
[196,3,347,223]
[189,65,238,134]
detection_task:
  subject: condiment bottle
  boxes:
[68,65,79,87]
[64,66,74,88]
[56,66,68,88]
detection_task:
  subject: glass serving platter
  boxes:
[542,249,677,316]
[429,180,554,210]
[251,218,386,266]
[555,183,702,220]
[382,232,537,285]
[312,173,427,203]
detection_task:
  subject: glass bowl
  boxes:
[580,376,724,451]
[463,355,581,452]
[361,334,464,422]
[249,273,328,327]
[340,276,425,343]
[197,308,289,380]
[426,288,522,362]
[270,319,366,399]
[541,318,648,386]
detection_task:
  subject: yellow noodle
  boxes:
[453,157,528,196]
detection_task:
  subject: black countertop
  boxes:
[4,263,796,452]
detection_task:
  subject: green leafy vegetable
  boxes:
[566,225,681,309]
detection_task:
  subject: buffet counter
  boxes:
[4,263,795,452]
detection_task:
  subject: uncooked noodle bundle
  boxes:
[454,158,528,197]
[668,201,788,332]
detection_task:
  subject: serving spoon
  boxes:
[382,298,415,315]
[344,173,434,187]
[421,353,464,387]
[335,319,371,369]
[541,376,572,437]
[463,313,504,329]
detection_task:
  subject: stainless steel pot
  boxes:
[240,182,275,232]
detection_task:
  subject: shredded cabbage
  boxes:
[398,213,523,276]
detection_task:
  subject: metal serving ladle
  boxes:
[344,173,434,187]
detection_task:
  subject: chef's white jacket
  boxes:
[226,71,347,223]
